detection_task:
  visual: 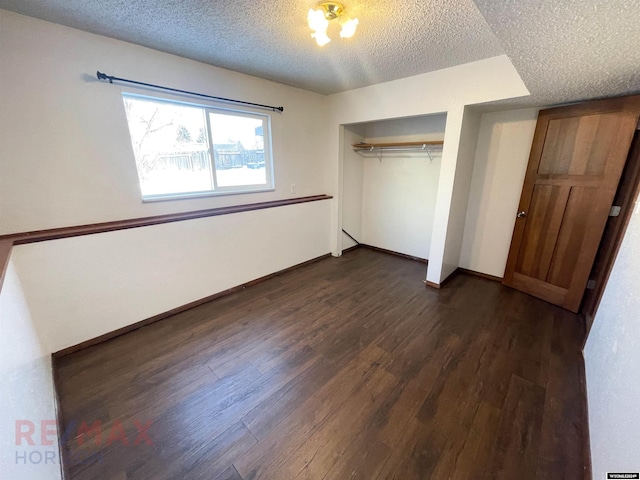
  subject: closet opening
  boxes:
[340,113,447,272]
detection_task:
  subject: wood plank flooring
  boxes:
[55,248,589,480]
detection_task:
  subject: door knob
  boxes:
[517,211,527,218]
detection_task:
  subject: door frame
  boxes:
[581,128,640,341]
[503,96,640,313]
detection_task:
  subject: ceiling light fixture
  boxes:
[307,1,359,47]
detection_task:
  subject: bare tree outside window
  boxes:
[122,94,273,199]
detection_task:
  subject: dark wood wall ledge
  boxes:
[0,194,332,294]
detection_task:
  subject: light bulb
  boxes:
[312,31,331,46]
[340,18,359,39]
[307,8,329,33]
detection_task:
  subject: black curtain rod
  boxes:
[96,71,284,113]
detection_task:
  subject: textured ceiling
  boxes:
[2,0,640,105]
[474,0,640,106]
[0,0,504,95]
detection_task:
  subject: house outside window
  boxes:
[122,93,274,200]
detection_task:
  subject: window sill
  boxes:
[141,187,276,203]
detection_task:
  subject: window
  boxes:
[122,93,274,200]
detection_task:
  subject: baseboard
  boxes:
[425,265,459,289]
[580,352,593,480]
[341,244,361,254]
[456,267,503,283]
[425,271,456,289]
[425,267,503,290]
[51,357,69,479]
[52,253,332,358]
[56,250,490,357]
[342,248,500,288]
[355,244,428,264]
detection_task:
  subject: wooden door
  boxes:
[503,97,640,313]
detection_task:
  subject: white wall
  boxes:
[327,55,530,283]
[585,202,640,478]
[363,115,447,143]
[422,106,464,282]
[0,259,61,480]
[0,10,332,352]
[439,107,481,279]
[0,15,331,473]
[326,56,530,127]
[359,115,445,259]
[0,10,329,235]
[341,125,365,250]
[459,108,539,277]
[11,200,331,353]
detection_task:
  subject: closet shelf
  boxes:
[352,141,444,159]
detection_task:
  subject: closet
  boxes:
[341,114,446,261]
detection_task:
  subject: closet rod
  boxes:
[96,71,284,113]
[352,142,443,161]
[353,141,444,148]
[356,146,440,152]
[352,141,443,153]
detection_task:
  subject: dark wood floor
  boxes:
[55,248,588,480]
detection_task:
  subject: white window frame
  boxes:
[122,92,275,202]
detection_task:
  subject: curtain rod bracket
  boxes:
[95,71,284,113]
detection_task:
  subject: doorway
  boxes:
[503,96,640,313]
[581,130,640,337]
